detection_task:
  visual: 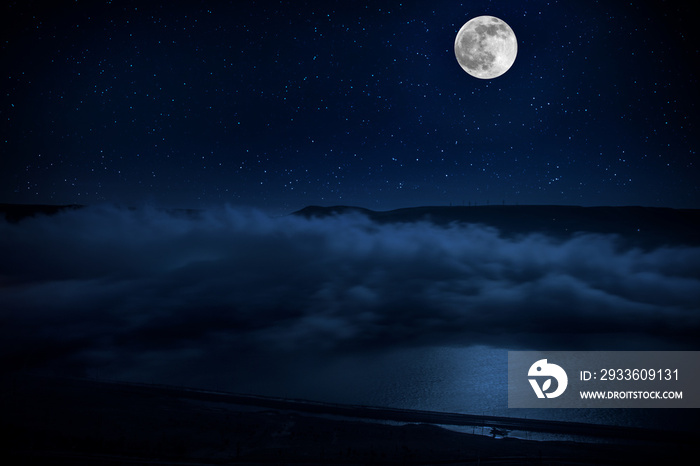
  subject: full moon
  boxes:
[454,16,517,79]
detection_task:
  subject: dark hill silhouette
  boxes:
[295,204,700,248]
[0,203,203,223]
[2,203,698,248]
[0,203,83,223]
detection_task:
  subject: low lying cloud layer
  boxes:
[2,205,699,384]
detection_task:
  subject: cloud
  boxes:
[1,204,699,384]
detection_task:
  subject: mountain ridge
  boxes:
[294,204,700,247]
[2,203,698,247]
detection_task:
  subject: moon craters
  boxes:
[454,16,517,79]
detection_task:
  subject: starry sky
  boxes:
[2,0,698,213]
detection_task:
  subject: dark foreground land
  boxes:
[1,374,695,465]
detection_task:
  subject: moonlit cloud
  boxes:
[1,205,699,381]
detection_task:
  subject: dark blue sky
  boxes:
[2,0,698,212]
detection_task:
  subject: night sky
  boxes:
[3,0,698,212]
